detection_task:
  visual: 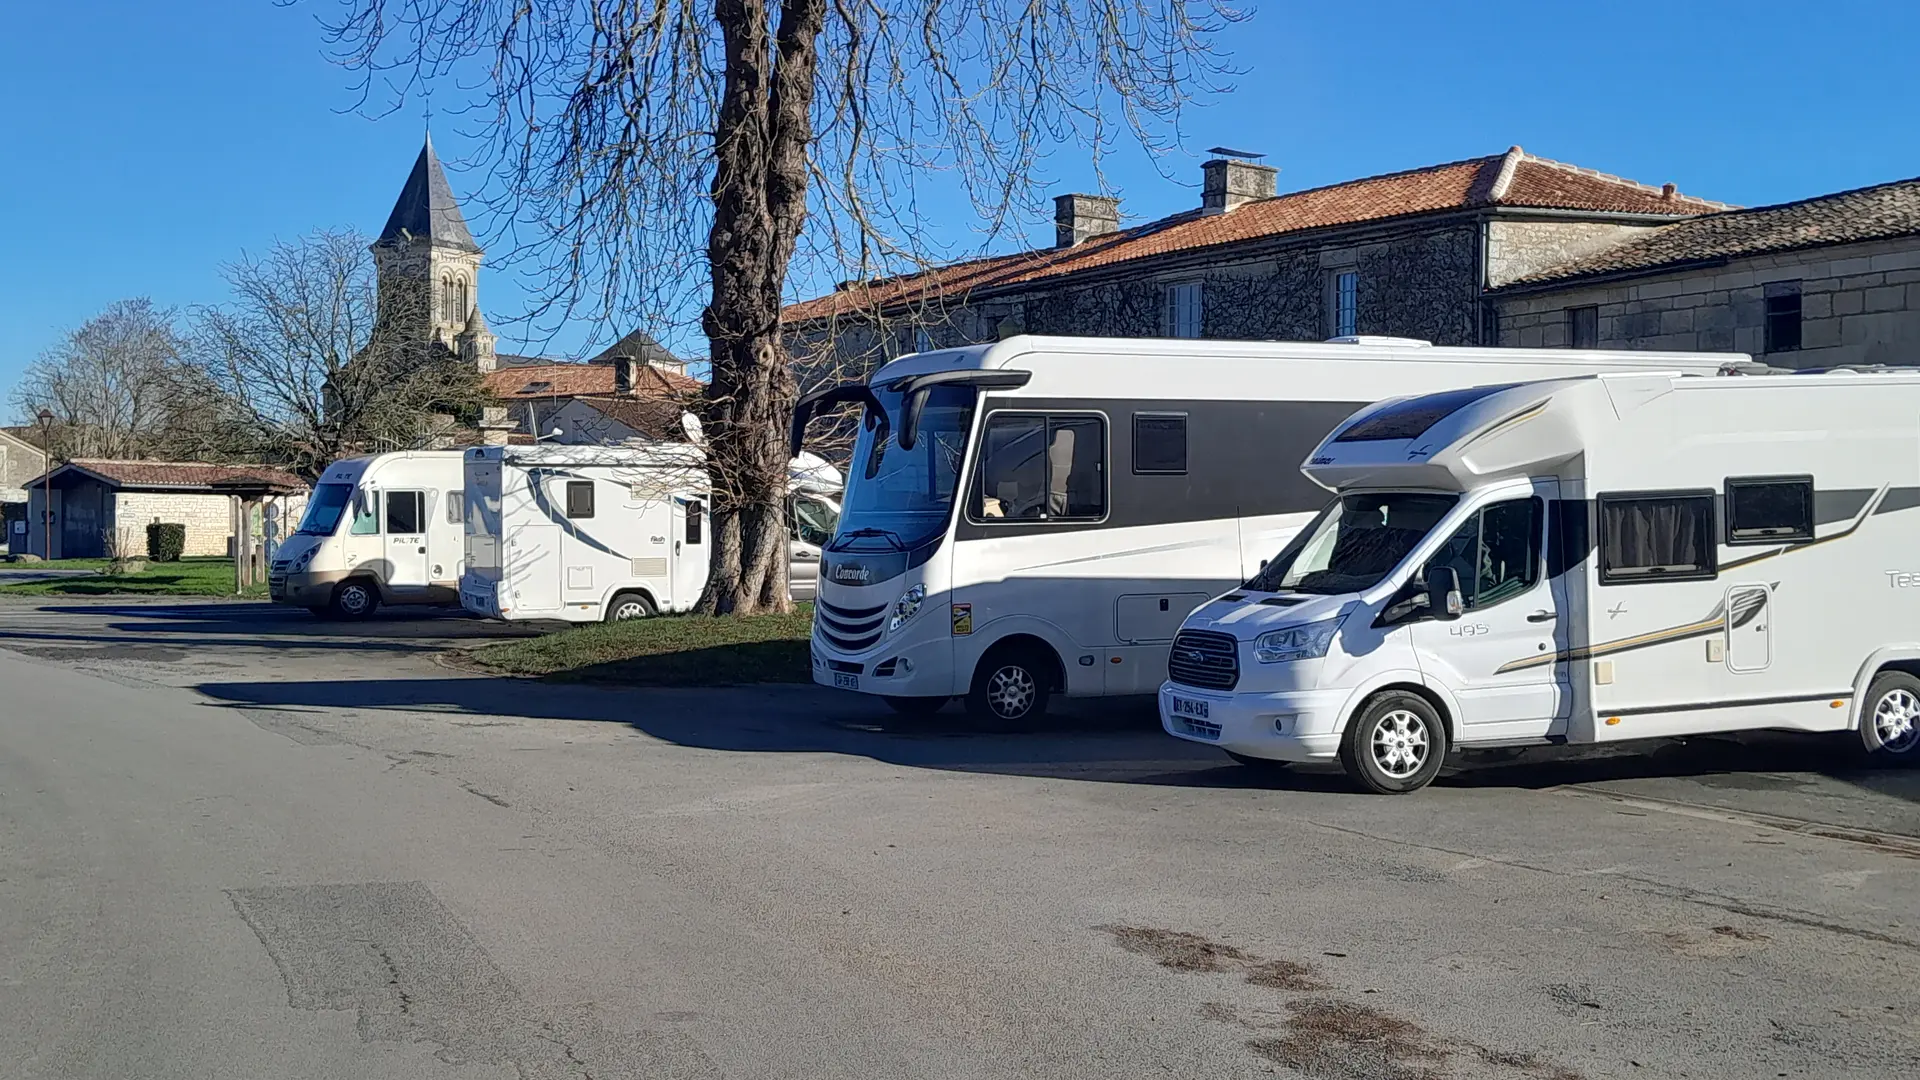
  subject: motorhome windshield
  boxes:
[1246,492,1458,595]
[297,483,354,536]
[831,384,975,552]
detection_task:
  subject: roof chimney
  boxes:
[1661,182,1677,201]
[1202,148,1278,215]
[612,355,637,395]
[1054,193,1121,247]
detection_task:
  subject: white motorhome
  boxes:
[461,443,710,623]
[789,451,844,602]
[270,450,468,618]
[790,335,1737,726]
[1161,368,1920,793]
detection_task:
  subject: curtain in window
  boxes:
[1602,498,1712,575]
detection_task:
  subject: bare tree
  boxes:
[8,298,202,460]
[316,0,1245,613]
[191,229,487,478]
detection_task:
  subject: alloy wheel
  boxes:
[987,664,1036,720]
[1873,688,1920,754]
[1370,709,1430,779]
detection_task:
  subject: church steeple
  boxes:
[377,133,482,253]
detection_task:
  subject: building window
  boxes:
[971,412,1107,521]
[1330,271,1358,338]
[1597,491,1717,584]
[451,276,469,324]
[1165,281,1203,338]
[564,480,595,519]
[1765,282,1802,353]
[1724,476,1814,545]
[1567,305,1599,349]
[1131,413,1188,475]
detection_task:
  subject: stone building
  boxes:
[22,460,307,561]
[1489,178,1920,368]
[480,330,701,444]
[782,146,1727,377]
[0,427,49,553]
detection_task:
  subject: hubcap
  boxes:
[614,601,648,620]
[1873,688,1920,753]
[987,665,1036,719]
[1370,709,1430,779]
[340,586,370,614]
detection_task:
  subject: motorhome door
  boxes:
[1410,479,1572,736]
[670,496,708,610]
[383,489,430,591]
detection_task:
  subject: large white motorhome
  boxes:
[461,443,711,623]
[790,335,1737,725]
[271,450,468,618]
[1161,368,1920,793]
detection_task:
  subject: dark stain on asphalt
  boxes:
[1248,999,1447,1080]
[462,783,511,808]
[1712,925,1770,942]
[1098,926,1331,990]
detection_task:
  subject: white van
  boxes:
[461,443,710,623]
[789,451,844,602]
[1162,368,1920,793]
[790,335,1738,726]
[271,450,468,618]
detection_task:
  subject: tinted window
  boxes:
[385,490,424,534]
[1599,493,1716,584]
[1132,413,1188,474]
[565,480,595,519]
[299,483,353,536]
[972,413,1105,521]
[1424,498,1543,609]
[1726,477,1813,543]
[685,499,704,545]
[1333,384,1520,442]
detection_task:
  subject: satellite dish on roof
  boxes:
[680,411,705,444]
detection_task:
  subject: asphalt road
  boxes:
[3,596,1919,1079]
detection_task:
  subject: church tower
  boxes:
[371,133,498,372]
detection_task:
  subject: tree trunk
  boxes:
[698,0,826,615]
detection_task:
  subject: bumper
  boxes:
[270,569,350,607]
[1159,683,1352,762]
[811,629,956,697]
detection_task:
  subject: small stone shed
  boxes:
[22,460,308,561]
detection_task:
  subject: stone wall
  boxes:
[114,492,242,558]
[1493,236,1920,367]
[0,433,48,491]
[1485,219,1660,289]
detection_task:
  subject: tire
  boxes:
[884,695,950,716]
[1859,671,1920,762]
[329,580,379,620]
[965,646,1053,728]
[1225,750,1291,773]
[1339,690,1448,794]
[604,592,657,623]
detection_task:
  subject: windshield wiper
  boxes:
[837,526,905,551]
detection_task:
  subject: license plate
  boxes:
[833,672,860,691]
[1171,696,1209,720]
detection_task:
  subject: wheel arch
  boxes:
[974,632,1068,693]
[1341,672,1458,743]
[604,586,661,618]
[1850,647,1920,731]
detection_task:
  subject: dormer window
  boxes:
[518,380,553,394]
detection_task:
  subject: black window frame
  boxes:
[1566,305,1599,350]
[1723,474,1815,546]
[685,498,704,545]
[564,480,595,519]
[1764,281,1802,353]
[966,409,1110,526]
[1596,489,1719,586]
[1131,412,1189,476]
[383,489,425,535]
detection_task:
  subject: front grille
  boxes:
[1175,715,1223,740]
[1168,629,1239,691]
[816,598,887,653]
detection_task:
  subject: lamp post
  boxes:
[35,409,53,561]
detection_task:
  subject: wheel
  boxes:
[1339,690,1448,794]
[329,580,379,620]
[604,592,657,623]
[1860,671,1920,761]
[884,696,949,716]
[1225,750,1291,773]
[965,646,1053,728]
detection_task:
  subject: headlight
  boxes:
[1254,617,1343,664]
[888,584,926,631]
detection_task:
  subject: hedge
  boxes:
[146,522,186,563]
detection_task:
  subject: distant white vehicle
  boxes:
[1164,367,1920,792]
[789,451,843,602]
[791,335,1740,726]
[270,450,468,619]
[461,443,711,623]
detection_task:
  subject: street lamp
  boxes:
[35,409,53,561]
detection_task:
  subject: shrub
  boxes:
[147,522,186,563]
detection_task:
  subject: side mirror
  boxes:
[1427,566,1464,622]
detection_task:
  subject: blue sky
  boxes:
[4,0,1917,413]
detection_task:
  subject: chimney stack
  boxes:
[1201,148,1278,215]
[613,355,637,395]
[1054,193,1121,248]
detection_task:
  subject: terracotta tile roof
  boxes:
[571,395,689,441]
[52,459,308,491]
[483,361,702,399]
[784,147,1729,322]
[1496,176,1920,290]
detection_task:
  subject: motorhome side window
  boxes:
[350,490,379,535]
[686,499,704,545]
[1132,413,1188,475]
[1424,498,1542,610]
[385,491,425,535]
[1724,476,1814,544]
[1598,492,1717,584]
[971,412,1106,522]
[446,489,464,525]
[565,480,595,519]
